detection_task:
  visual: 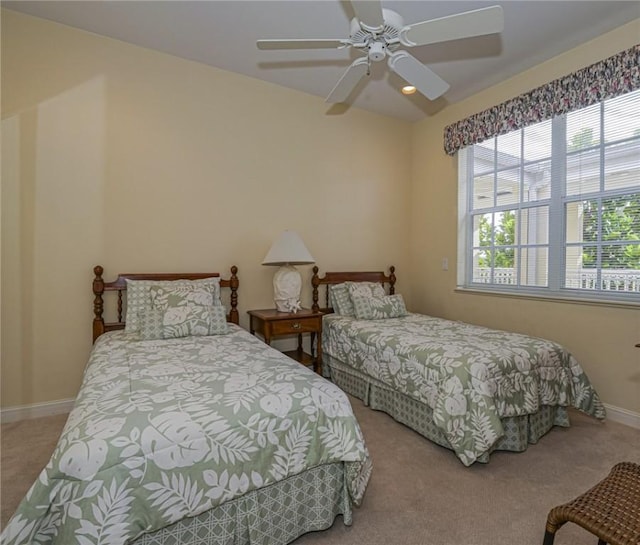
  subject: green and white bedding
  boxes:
[323,313,605,466]
[2,325,371,545]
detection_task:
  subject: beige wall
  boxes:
[2,10,638,416]
[410,20,640,414]
[1,10,412,407]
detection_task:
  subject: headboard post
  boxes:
[389,265,396,295]
[92,265,106,342]
[311,266,320,313]
[229,265,239,324]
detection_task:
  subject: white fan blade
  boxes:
[388,51,449,101]
[257,39,349,50]
[400,5,504,47]
[351,0,385,31]
[326,57,369,104]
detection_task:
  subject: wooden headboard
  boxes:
[311,265,396,313]
[92,265,239,342]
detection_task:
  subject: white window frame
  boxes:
[457,93,640,306]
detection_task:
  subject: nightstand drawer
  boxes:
[271,317,321,336]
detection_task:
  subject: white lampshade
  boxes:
[262,230,315,266]
[262,231,314,313]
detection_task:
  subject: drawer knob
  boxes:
[292,322,301,329]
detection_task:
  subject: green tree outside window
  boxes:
[478,210,516,268]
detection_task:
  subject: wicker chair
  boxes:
[543,462,640,545]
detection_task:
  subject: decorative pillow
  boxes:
[161,306,210,338]
[347,281,386,299]
[150,286,212,338]
[329,284,354,316]
[147,286,229,338]
[351,294,408,320]
[208,305,229,335]
[138,309,164,340]
[149,285,214,310]
[125,277,221,333]
[159,305,228,338]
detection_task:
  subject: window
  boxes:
[458,89,640,303]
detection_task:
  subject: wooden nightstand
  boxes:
[247,309,322,374]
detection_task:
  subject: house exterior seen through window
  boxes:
[458,89,640,303]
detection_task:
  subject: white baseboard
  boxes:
[1,398,74,424]
[603,403,640,430]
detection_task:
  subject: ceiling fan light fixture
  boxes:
[368,41,386,61]
[402,85,416,95]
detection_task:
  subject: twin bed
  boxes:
[311,266,605,467]
[3,263,606,545]
[1,267,371,545]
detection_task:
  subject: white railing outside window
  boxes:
[473,268,640,292]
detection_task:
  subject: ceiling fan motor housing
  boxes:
[368,41,386,61]
[349,8,404,45]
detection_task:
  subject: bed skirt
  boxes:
[134,462,350,545]
[326,355,570,463]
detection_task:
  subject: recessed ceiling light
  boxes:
[402,85,416,95]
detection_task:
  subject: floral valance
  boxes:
[443,45,640,156]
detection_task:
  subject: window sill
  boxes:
[454,286,640,310]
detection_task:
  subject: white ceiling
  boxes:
[4,1,639,122]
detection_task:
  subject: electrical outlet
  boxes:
[442,257,449,271]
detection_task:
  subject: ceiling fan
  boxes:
[257,1,504,104]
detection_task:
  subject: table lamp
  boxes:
[262,230,315,313]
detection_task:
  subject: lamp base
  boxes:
[273,265,302,313]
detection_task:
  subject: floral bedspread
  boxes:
[323,313,605,466]
[2,326,371,545]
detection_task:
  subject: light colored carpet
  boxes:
[2,398,639,544]
[1,412,70,528]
